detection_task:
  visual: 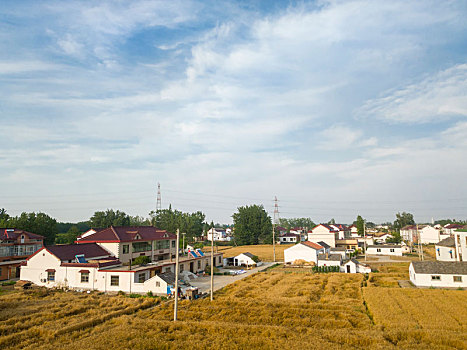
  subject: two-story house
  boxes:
[76,226,177,264]
[0,228,44,280]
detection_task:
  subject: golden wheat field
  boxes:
[1,266,466,349]
[214,244,288,261]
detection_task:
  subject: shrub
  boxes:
[131,256,151,266]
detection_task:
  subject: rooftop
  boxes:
[44,243,112,261]
[301,241,324,250]
[77,226,176,243]
[317,253,341,261]
[0,228,44,240]
[436,236,455,248]
[412,261,467,275]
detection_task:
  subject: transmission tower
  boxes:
[273,196,280,225]
[156,182,162,211]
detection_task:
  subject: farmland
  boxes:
[213,244,288,261]
[1,265,466,349]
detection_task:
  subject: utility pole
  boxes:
[210,230,214,301]
[156,182,162,212]
[416,224,421,261]
[273,196,279,263]
[182,232,186,256]
[364,220,367,262]
[174,229,180,322]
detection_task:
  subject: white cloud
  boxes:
[358,63,467,123]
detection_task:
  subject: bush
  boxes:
[204,265,219,274]
[1,280,16,286]
[131,256,151,266]
[146,291,154,297]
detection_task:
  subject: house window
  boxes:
[123,245,129,254]
[390,249,395,253]
[198,260,201,269]
[138,273,146,283]
[172,240,176,248]
[156,281,160,287]
[431,275,441,281]
[81,272,89,283]
[453,276,462,283]
[180,264,184,272]
[132,242,151,253]
[47,271,55,282]
[110,275,119,286]
[376,248,381,253]
[218,256,222,264]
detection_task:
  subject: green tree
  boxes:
[393,212,415,232]
[387,231,402,244]
[355,215,365,236]
[89,209,130,228]
[232,205,272,245]
[277,218,315,230]
[328,218,336,225]
[8,212,58,245]
[149,206,206,240]
[0,208,10,227]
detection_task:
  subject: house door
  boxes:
[346,265,350,273]
[190,262,194,273]
[234,259,238,266]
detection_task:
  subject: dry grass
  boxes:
[212,244,289,261]
[1,265,466,349]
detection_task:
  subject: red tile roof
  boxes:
[46,243,112,261]
[77,226,175,243]
[301,241,324,250]
[0,228,44,240]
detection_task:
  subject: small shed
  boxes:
[234,253,258,267]
[342,258,371,274]
[284,242,325,265]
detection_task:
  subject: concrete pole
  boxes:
[210,233,214,301]
[364,220,367,262]
[273,224,276,263]
[174,229,180,322]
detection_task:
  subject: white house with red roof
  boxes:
[284,241,326,265]
[77,226,177,264]
[443,224,465,235]
[20,240,223,295]
[307,224,339,247]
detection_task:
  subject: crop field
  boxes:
[214,244,288,261]
[1,266,466,349]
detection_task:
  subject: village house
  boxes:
[284,241,326,265]
[443,224,465,235]
[435,237,457,261]
[206,227,231,242]
[0,229,44,280]
[232,253,259,267]
[21,226,223,295]
[278,233,300,244]
[342,259,371,274]
[409,261,467,288]
[366,244,403,256]
[454,229,467,262]
[400,225,418,242]
[329,246,348,260]
[76,226,176,264]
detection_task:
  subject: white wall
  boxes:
[317,259,341,267]
[284,244,322,264]
[420,226,442,244]
[409,264,467,288]
[435,245,456,261]
[20,248,61,286]
[366,246,403,256]
[455,232,467,262]
[234,254,256,266]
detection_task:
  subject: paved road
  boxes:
[188,262,274,293]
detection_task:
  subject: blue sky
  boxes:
[1,0,466,224]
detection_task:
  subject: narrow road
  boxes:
[188,262,275,293]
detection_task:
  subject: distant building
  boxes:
[317,253,342,268]
[206,227,231,242]
[0,229,44,280]
[366,245,403,256]
[342,259,371,274]
[278,233,300,244]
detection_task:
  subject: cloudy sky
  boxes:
[1,0,466,224]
